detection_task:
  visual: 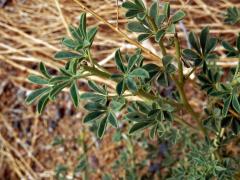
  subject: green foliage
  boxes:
[123,1,185,42]
[25,1,240,179]
[225,7,240,25]
[182,27,218,68]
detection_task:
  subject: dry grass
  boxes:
[0,0,240,179]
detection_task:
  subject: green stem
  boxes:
[172,33,206,136]
[159,40,167,56]
[174,33,184,84]
[146,15,167,56]
[83,65,183,109]
[174,115,199,131]
[87,49,94,67]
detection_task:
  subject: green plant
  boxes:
[26,0,240,179]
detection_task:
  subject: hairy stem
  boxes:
[172,33,206,136]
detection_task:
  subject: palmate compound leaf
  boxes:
[224,7,240,25]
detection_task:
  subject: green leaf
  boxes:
[115,49,126,73]
[68,60,79,74]
[70,81,80,107]
[79,13,87,38]
[84,102,105,111]
[166,24,175,34]
[137,33,151,42]
[163,2,170,19]
[182,49,201,60]
[62,38,77,49]
[222,41,235,52]
[116,80,125,96]
[149,1,158,20]
[109,98,125,111]
[205,37,218,54]
[49,81,70,99]
[80,92,105,101]
[28,75,48,85]
[125,10,139,19]
[129,68,149,79]
[97,116,108,138]
[137,11,147,21]
[107,111,118,128]
[157,72,168,86]
[88,80,105,94]
[129,121,151,134]
[171,10,186,23]
[126,77,138,92]
[149,126,157,139]
[49,76,70,84]
[162,55,174,67]
[189,32,201,54]
[155,29,165,42]
[25,87,50,104]
[39,62,51,79]
[200,27,209,53]
[137,12,147,20]
[54,51,83,60]
[156,15,166,28]
[87,26,98,43]
[37,93,49,114]
[83,111,104,123]
[60,68,73,77]
[224,7,240,25]
[222,95,232,117]
[69,26,82,42]
[127,54,140,72]
[122,1,139,10]
[134,0,145,9]
[127,22,150,33]
[232,94,240,113]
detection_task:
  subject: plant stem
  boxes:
[172,33,206,136]
[159,41,167,56]
[87,49,94,67]
[83,65,182,108]
[174,33,184,84]
[146,15,167,56]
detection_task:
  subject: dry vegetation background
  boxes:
[0,0,240,179]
